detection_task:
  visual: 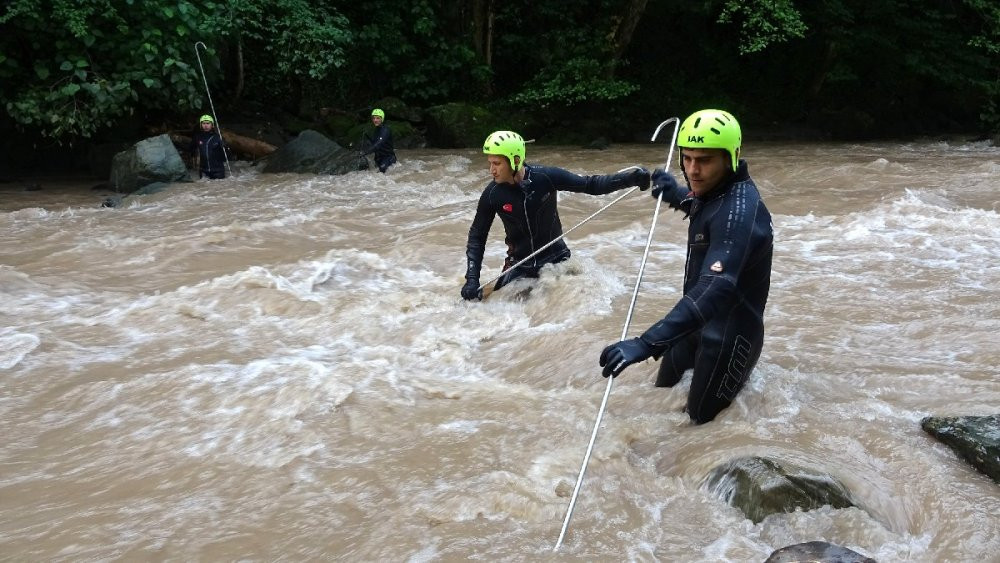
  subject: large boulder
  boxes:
[260,129,364,175]
[702,456,856,524]
[109,134,189,193]
[765,541,876,563]
[88,142,131,178]
[921,414,1000,484]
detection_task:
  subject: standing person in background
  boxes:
[189,114,229,180]
[362,108,397,173]
[598,109,773,424]
[461,130,651,301]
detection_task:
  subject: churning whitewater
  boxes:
[1,141,999,561]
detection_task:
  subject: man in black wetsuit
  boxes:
[599,109,773,424]
[362,108,397,173]
[461,130,651,300]
[189,114,228,179]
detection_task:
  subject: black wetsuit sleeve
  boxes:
[640,183,763,354]
[537,166,642,196]
[465,186,496,282]
[658,182,692,212]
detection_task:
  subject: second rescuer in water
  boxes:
[462,131,651,300]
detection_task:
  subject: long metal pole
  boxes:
[553,117,680,551]
[477,165,646,293]
[194,41,234,177]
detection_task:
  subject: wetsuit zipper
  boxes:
[522,189,536,267]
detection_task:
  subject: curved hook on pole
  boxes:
[193,41,233,177]
[553,117,680,552]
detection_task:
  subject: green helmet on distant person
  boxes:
[483,131,526,172]
[677,109,741,171]
[371,108,385,119]
[199,114,214,124]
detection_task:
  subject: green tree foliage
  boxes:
[336,1,488,104]
[0,0,353,138]
[717,0,807,55]
[492,0,643,109]
[1,0,997,143]
[627,0,999,137]
[220,0,352,105]
[0,0,221,138]
[962,0,1000,129]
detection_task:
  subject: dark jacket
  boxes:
[464,164,640,282]
[640,160,773,351]
[190,130,228,176]
[364,124,396,164]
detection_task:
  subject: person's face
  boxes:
[200,121,213,132]
[487,154,516,184]
[371,115,383,126]
[681,148,731,196]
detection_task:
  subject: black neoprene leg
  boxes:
[685,305,764,424]
[655,332,699,387]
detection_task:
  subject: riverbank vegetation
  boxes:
[1,0,998,173]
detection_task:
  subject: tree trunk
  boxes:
[234,35,245,102]
[607,0,649,78]
[472,0,494,94]
[809,40,838,99]
[170,131,277,160]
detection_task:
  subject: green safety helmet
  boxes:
[371,108,385,119]
[199,114,214,124]
[677,109,741,171]
[482,130,526,172]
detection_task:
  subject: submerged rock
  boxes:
[921,414,1000,484]
[765,541,876,562]
[702,456,855,524]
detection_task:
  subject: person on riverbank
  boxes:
[189,114,229,180]
[361,108,397,173]
[598,109,773,424]
[461,130,651,300]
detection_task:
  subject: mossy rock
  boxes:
[371,96,423,123]
[323,115,358,145]
[703,456,856,524]
[424,102,503,148]
[922,414,1000,484]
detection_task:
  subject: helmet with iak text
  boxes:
[677,109,741,172]
[482,130,525,172]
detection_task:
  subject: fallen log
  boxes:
[169,130,278,160]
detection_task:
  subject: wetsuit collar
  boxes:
[515,163,529,187]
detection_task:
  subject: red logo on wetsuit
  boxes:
[502,203,513,213]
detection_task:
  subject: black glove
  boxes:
[461,279,483,301]
[621,167,651,190]
[650,169,681,200]
[599,337,655,378]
